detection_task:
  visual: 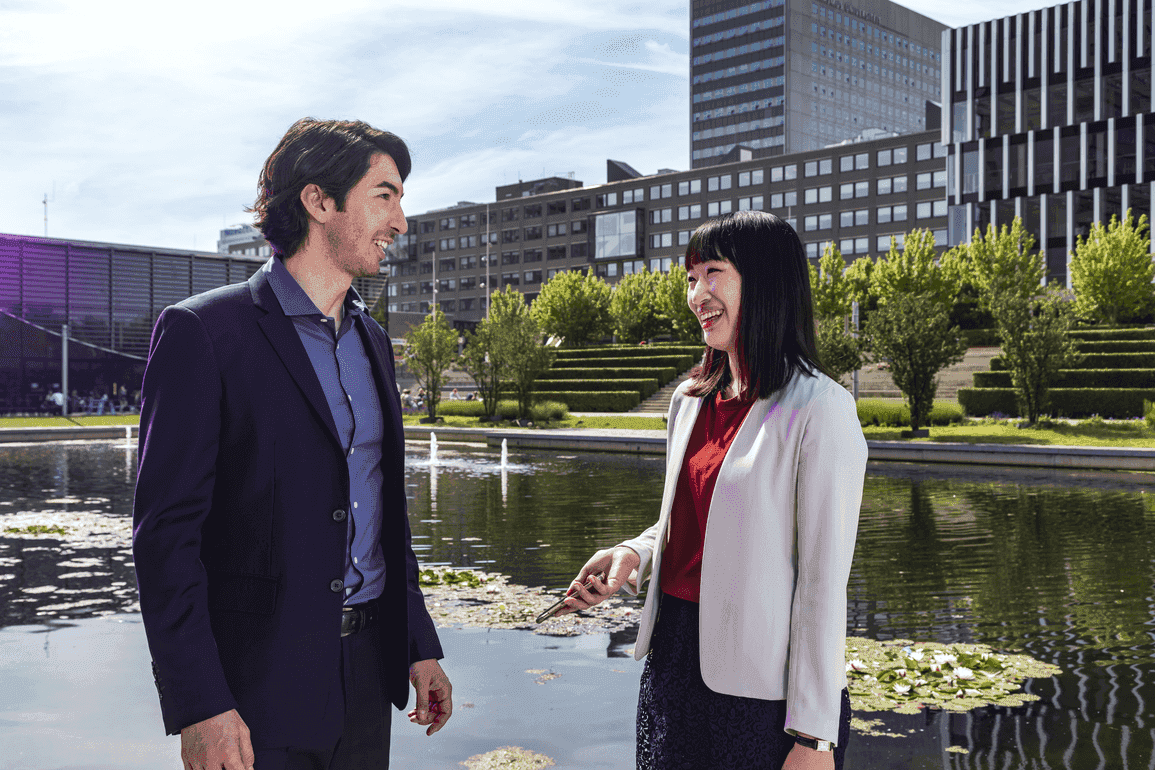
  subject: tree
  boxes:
[459,322,501,418]
[609,269,664,344]
[402,309,457,420]
[990,288,1081,424]
[653,264,702,342]
[530,270,612,347]
[963,216,1075,423]
[809,244,867,385]
[1070,210,1155,325]
[866,230,966,432]
[864,291,967,432]
[489,286,554,419]
[966,219,1045,312]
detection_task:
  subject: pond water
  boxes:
[1,439,1154,768]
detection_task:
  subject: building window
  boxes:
[916,202,933,219]
[524,203,543,218]
[855,153,869,170]
[933,199,947,216]
[818,213,832,229]
[421,221,436,234]
[502,229,519,243]
[819,186,832,202]
[502,208,518,222]
[738,196,763,211]
[679,230,692,246]
[593,210,638,260]
[916,143,933,161]
[877,149,892,166]
[917,172,932,190]
[893,147,908,163]
[877,178,892,195]
[571,243,588,258]
[854,181,869,197]
[840,183,854,200]
[893,204,908,221]
[501,251,520,265]
[547,200,567,215]
[439,217,457,230]
[571,219,588,233]
[595,192,618,207]
[840,156,854,172]
[707,200,734,217]
[651,208,673,224]
[547,245,568,260]
[523,248,543,263]
[840,211,854,227]
[805,188,818,204]
[572,197,591,211]
[892,175,908,193]
[877,206,892,224]
[460,277,476,290]
[524,226,542,240]
[805,160,819,177]
[804,215,818,231]
[651,232,674,248]
[547,223,567,237]
[855,209,869,226]
[524,270,543,284]
[501,272,520,287]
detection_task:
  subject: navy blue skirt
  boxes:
[637,593,851,770]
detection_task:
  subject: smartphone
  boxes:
[535,571,607,624]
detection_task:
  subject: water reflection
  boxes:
[2,441,1155,766]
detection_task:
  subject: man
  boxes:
[133,118,451,770]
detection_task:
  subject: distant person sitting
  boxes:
[450,388,460,400]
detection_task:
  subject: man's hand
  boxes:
[180,709,254,770]
[408,659,452,736]
[555,546,641,616]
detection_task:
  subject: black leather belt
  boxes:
[341,598,380,637]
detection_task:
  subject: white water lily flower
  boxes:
[895,668,907,678]
[964,688,983,698]
[954,667,974,680]
[893,683,912,695]
[929,662,942,673]
[847,659,868,673]
[913,678,928,687]
[907,650,925,661]
[933,653,957,666]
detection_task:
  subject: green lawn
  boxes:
[400,414,668,431]
[0,415,140,428]
[862,421,1155,448]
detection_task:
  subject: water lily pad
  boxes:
[844,637,1061,714]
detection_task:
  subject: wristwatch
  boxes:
[794,734,835,752]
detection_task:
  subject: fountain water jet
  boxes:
[429,432,438,465]
[500,438,508,469]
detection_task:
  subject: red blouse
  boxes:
[659,390,757,602]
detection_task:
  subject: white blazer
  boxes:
[619,369,867,744]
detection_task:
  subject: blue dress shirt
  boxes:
[265,257,387,605]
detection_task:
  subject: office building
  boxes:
[386,129,949,333]
[0,234,388,412]
[942,0,1153,286]
[217,223,272,258]
[690,0,947,166]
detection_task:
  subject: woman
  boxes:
[560,211,866,770]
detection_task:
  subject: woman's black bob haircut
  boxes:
[248,117,412,260]
[683,210,831,400]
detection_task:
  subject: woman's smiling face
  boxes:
[686,258,742,355]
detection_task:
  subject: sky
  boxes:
[1,0,1059,252]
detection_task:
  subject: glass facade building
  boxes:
[690,0,947,166]
[943,0,1153,286]
[0,234,387,413]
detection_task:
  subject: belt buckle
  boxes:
[341,606,360,637]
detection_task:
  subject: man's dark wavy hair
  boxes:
[248,118,412,259]
[683,210,830,400]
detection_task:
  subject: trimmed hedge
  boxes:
[533,378,659,398]
[534,390,641,412]
[991,352,1155,370]
[1076,340,1155,353]
[537,366,678,386]
[551,354,696,371]
[958,387,1155,418]
[437,399,569,420]
[973,368,1155,389]
[961,328,1000,347]
[554,345,703,360]
[857,399,965,427]
[1069,328,1155,341]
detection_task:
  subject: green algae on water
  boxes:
[844,636,1062,715]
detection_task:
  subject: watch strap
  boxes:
[794,734,835,752]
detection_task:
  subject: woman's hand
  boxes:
[781,742,835,770]
[554,546,641,615]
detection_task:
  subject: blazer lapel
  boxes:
[248,268,342,451]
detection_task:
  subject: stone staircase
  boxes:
[631,370,694,414]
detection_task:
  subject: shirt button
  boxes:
[349,447,355,456]
[347,395,352,401]
[354,557,359,565]
[330,579,344,593]
[353,501,358,509]
[332,509,347,522]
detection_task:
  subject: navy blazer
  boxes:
[132,262,443,747]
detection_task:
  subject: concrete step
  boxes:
[631,370,695,414]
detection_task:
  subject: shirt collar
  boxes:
[264,256,369,320]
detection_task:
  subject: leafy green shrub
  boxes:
[537,366,677,384]
[551,354,695,370]
[960,387,1155,418]
[856,399,964,427]
[958,388,1018,417]
[1145,399,1155,430]
[534,391,640,412]
[530,400,569,421]
[1069,328,1155,342]
[436,399,569,421]
[436,400,488,417]
[1075,340,1155,353]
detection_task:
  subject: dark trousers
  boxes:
[637,593,851,770]
[253,623,392,770]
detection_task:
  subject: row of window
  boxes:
[692,133,786,159]
[692,75,786,105]
[803,229,949,258]
[811,1,940,62]
[694,115,785,144]
[691,35,785,68]
[692,94,785,123]
[693,55,786,87]
[801,199,947,231]
[692,14,784,48]
[693,0,785,30]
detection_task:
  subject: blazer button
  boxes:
[332,509,347,522]
[330,579,344,593]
